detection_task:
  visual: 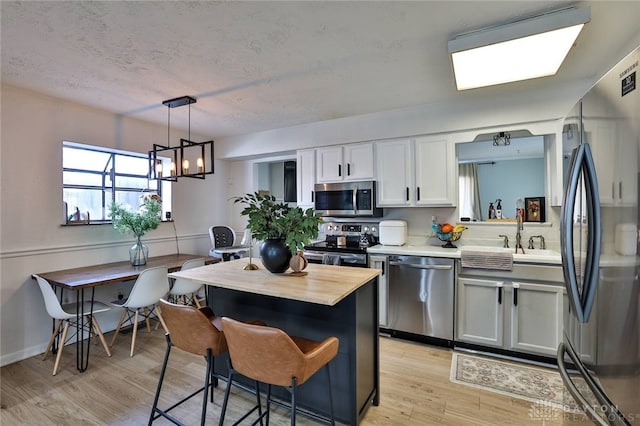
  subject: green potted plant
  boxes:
[110,195,162,266]
[233,192,323,273]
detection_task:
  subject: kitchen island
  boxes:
[169,259,381,425]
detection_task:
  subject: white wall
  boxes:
[215,77,594,160]
[0,84,231,365]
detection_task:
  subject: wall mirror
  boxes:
[457,135,546,222]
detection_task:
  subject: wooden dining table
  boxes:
[35,253,218,372]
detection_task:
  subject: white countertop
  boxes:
[368,243,640,267]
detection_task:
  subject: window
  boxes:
[62,141,171,224]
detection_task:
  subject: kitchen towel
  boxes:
[322,253,341,265]
[460,249,513,271]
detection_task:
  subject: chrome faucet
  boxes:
[528,235,546,250]
[515,214,525,254]
[499,234,509,248]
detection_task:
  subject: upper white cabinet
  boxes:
[375,135,456,207]
[583,117,637,205]
[296,149,316,209]
[316,143,374,183]
[375,139,413,206]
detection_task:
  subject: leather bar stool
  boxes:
[149,299,228,426]
[219,317,339,426]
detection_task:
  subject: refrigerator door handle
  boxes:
[558,342,630,426]
[561,143,601,323]
[581,143,601,322]
[557,343,608,425]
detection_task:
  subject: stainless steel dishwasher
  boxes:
[388,255,454,340]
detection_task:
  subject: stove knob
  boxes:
[363,226,370,232]
[370,226,376,233]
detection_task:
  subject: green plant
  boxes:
[233,192,323,255]
[109,198,162,238]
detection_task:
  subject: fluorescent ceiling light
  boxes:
[448,7,590,90]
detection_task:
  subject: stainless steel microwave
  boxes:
[314,181,382,217]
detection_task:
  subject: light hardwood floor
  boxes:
[1,326,591,425]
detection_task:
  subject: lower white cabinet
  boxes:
[456,273,564,357]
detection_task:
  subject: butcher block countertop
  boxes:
[169,258,380,306]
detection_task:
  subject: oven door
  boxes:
[303,250,368,267]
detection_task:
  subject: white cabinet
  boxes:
[316,143,374,183]
[375,136,456,207]
[368,255,389,328]
[375,139,413,206]
[296,149,316,209]
[509,281,564,355]
[414,136,456,206]
[456,265,565,357]
[456,278,504,347]
[583,118,637,205]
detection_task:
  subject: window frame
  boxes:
[62,141,168,225]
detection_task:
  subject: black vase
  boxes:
[260,238,292,273]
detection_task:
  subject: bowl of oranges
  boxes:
[432,222,467,248]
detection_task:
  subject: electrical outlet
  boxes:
[116,288,124,301]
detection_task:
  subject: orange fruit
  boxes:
[441,223,453,234]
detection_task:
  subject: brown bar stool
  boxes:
[219,317,339,426]
[148,299,228,426]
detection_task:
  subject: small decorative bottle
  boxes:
[488,202,495,219]
[516,198,525,222]
[496,199,503,219]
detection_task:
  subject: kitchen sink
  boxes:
[459,245,513,253]
[513,249,561,262]
[460,245,561,263]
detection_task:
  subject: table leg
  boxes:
[75,287,95,372]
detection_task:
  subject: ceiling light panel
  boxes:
[448,7,590,90]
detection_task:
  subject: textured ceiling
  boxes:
[2,1,639,139]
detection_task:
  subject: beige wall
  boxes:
[0,84,231,365]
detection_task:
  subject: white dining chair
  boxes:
[33,274,112,375]
[168,257,206,308]
[109,266,170,357]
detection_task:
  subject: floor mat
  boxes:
[450,352,592,412]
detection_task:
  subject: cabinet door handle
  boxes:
[338,164,342,177]
[416,186,420,201]
[311,191,314,202]
[406,187,409,201]
[619,181,623,199]
[381,261,385,276]
[612,182,615,200]
[496,282,504,305]
[347,163,351,176]
[513,287,518,306]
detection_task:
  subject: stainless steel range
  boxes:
[303,221,379,267]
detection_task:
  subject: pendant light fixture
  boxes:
[149,95,214,181]
[493,131,511,147]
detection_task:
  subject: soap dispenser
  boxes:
[495,199,503,219]
[488,202,495,219]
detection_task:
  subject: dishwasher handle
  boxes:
[389,261,452,270]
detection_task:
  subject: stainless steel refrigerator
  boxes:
[559,47,639,425]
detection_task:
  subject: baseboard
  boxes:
[0,343,47,368]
